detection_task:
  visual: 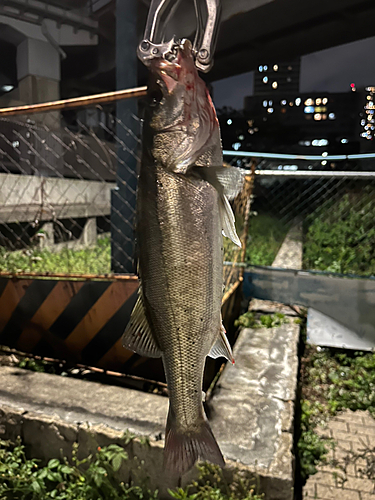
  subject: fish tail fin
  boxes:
[164,407,225,476]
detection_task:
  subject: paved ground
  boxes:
[304,409,375,499]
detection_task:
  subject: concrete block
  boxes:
[81,217,97,246]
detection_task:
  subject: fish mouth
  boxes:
[150,58,182,94]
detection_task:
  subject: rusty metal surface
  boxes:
[0,86,147,117]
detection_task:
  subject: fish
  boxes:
[122,39,243,476]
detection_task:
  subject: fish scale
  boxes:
[122,40,242,476]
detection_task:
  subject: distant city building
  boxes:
[218,91,367,156]
[361,86,375,142]
[254,59,300,96]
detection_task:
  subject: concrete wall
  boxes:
[0,173,115,223]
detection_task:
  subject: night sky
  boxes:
[212,35,375,110]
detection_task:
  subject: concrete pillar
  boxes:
[16,38,60,128]
[111,0,138,274]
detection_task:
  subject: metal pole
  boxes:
[0,87,147,117]
[112,0,139,274]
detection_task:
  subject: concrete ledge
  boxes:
[210,323,299,500]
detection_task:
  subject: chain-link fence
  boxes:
[0,93,251,299]
[0,96,142,276]
[225,152,375,278]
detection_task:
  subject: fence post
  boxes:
[111,0,139,273]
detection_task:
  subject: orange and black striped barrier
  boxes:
[0,272,242,384]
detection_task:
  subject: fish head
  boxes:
[145,39,222,173]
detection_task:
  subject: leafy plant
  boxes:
[0,237,111,275]
[246,215,289,266]
[304,190,375,276]
[17,357,55,374]
[298,345,375,480]
[223,215,288,267]
[234,312,289,329]
[169,463,263,500]
[0,438,157,500]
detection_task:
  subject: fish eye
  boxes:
[148,86,163,107]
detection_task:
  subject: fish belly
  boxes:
[137,165,222,427]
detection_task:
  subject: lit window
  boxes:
[322,114,327,120]
[273,64,278,71]
[281,100,287,106]
[321,160,327,166]
[288,65,292,71]
[238,135,244,140]
[264,65,268,71]
[269,100,273,106]
[263,100,268,107]
[304,106,314,114]
[315,107,327,113]
[287,77,292,83]
[267,107,274,113]
[341,138,348,144]
[322,98,328,105]
[305,99,314,106]
[263,77,268,84]
[272,81,278,89]
[316,98,322,105]
[289,102,293,106]
[328,113,336,120]
[312,139,328,146]
[1,85,14,92]
[259,65,263,72]
[361,119,366,126]
[322,152,328,157]
[232,142,241,151]
[295,98,301,106]
[314,113,322,121]
[227,119,232,125]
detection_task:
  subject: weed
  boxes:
[0,439,265,500]
[246,215,289,266]
[304,190,375,276]
[298,345,375,480]
[0,437,157,500]
[169,463,263,500]
[234,312,289,329]
[0,237,111,275]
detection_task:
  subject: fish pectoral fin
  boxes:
[219,194,241,247]
[122,290,162,358]
[208,324,235,364]
[197,165,244,200]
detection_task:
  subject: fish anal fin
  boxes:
[122,289,161,358]
[164,406,225,476]
[208,324,234,364]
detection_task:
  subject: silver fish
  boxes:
[123,39,242,476]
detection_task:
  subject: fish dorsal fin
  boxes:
[219,194,241,247]
[208,323,235,364]
[122,288,162,358]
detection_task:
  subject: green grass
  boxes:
[1,215,287,275]
[0,439,263,500]
[303,190,375,276]
[246,215,289,266]
[0,237,111,275]
[298,343,375,480]
[223,214,289,267]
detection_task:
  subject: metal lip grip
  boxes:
[137,0,221,73]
